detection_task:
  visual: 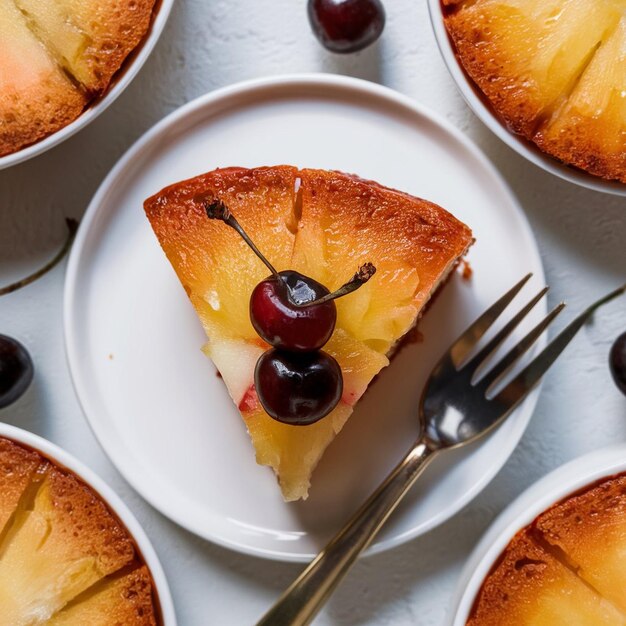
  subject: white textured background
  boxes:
[0,1,625,624]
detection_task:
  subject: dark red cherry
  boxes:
[250,270,336,352]
[610,332,626,396]
[0,335,33,409]
[308,0,386,53]
[255,349,343,425]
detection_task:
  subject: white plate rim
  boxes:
[0,0,175,170]
[63,73,547,562]
[426,0,626,197]
[0,422,177,625]
[450,444,626,625]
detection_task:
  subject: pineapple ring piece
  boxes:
[444,0,626,183]
[145,166,473,501]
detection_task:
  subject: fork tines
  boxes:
[492,283,626,407]
[452,276,625,410]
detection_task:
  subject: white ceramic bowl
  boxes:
[0,423,177,625]
[451,444,626,625]
[0,0,174,170]
[427,0,626,197]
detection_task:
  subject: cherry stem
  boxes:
[203,198,281,280]
[202,196,376,307]
[295,263,377,307]
[0,218,79,296]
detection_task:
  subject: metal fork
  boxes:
[257,275,625,626]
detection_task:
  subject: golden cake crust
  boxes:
[144,165,298,283]
[0,78,87,157]
[49,566,157,625]
[0,438,42,532]
[469,532,558,625]
[43,465,137,574]
[470,473,626,624]
[144,165,299,342]
[533,15,626,184]
[145,166,472,307]
[444,4,544,138]
[66,0,157,93]
[468,531,626,625]
[534,473,626,612]
[0,0,88,157]
[535,122,626,184]
[535,474,626,552]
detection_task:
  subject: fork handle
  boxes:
[256,440,436,626]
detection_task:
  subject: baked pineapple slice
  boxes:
[468,531,626,625]
[14,0,155,92]
[0,0,86,156]
[0,466,135,624]
[445,0,623,136]
[445,0,626,181]
[536,473,626,614]
[145,166,472,501]
[47,567,156,626]
[535,15,626,182]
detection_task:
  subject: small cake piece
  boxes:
[0,465,136,623]
[0,0,87,157]
[48,566,157,626]
[14,0,156,93]
[445,0,622,138]
[145,166,473,500]
[535,15,626,183]
[0,438,42,534]
[468,531,626,625]
[535,473,626,613]
[444,0,626,182]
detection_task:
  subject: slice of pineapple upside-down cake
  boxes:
[144,166,473,501]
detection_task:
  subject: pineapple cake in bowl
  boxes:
[452,444,626,625]
[64,75,546,560]
[428,0,626,195]
[0,423,176,625]
[0,0,174,169]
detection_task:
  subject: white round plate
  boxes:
[451,444,626,625]
[0,423,177,625]
[427,0,626,197]
[0,0,174,170]
[65,74,546,562]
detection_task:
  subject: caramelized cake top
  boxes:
[535,473,626,613]
[444,0,626,183]
[144,166,473,353]
[468,531,626,625]
[0,437,41,532]
[0,436,160,625]
[0,0,157,157]
[469,472,626,624]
